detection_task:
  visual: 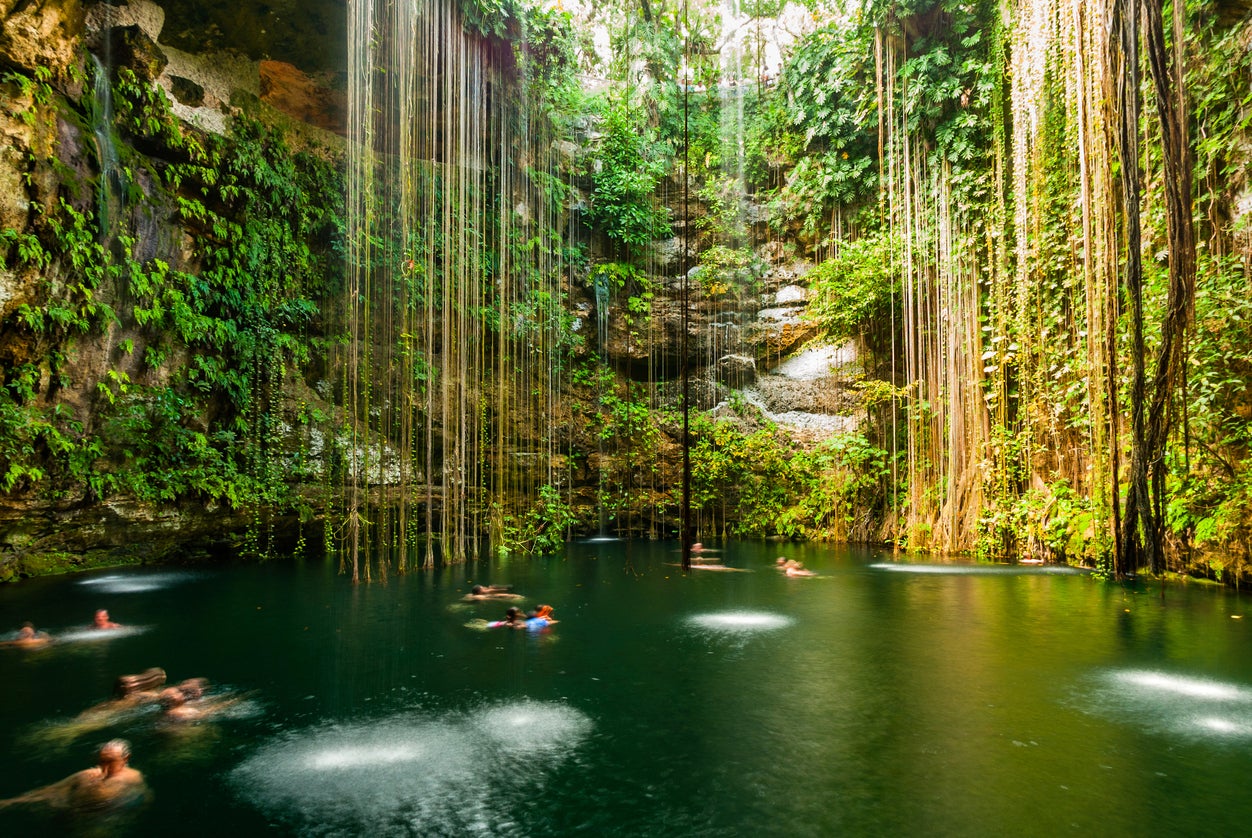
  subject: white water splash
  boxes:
[232,701,592,834]
[53,626,150,643]
[869,562,1085,576]
[306,743,426,770]
[686,611,794,632]
[78,572,202,594]
[1111,670,1250,703]
[737,388,858,434]
[1076,669,1252,742]
[474,700,593,756]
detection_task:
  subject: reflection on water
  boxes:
[232,701,591,834]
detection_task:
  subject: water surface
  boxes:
[1,542,1249,835]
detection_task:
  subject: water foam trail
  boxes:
[232,701,592,834]
[1076,669,1252,741]
[869,562,1084,576]
[77,572,202,594]
[1111,670,1250,702]
[686,611,793,632]
[53,626,149,643]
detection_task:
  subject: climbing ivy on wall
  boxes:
[0,61,345,553]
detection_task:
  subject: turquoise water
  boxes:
[2,541,1251,836]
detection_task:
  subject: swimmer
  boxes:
[108,668,166,703]
[487,607,528,629]
[684,542,723,562]
[75,668,167,721]
[2,622,51,648]
[775,557,816,576]
[527,604,558,626]
[463,584,523,601]
[29,668,167,750]
[92,609,122,630]
[0,739,148,812]
[176,677,210,701]
[158,682,243,723]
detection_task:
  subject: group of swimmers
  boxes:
[78,667,240,725]
[488,604,558,630]
[462,584,560,631]
[669,543,821,577]
[1,608,121,650]
[0,609,239,816]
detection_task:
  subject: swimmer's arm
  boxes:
[205,694,247,711]
[0,774,77,808]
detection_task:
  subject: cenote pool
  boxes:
[2,541,1250,836]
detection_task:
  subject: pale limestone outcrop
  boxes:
[0,0,84,80]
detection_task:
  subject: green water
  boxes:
[2,541,1250,836]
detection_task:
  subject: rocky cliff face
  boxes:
[1,0,84,81]
[0,1,345,580]
[0,0,869,576]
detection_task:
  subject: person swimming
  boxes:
[526,605,558,629]
[487,607,528,629]
[176,677,210,701]
[113,668,166,700]
[464,585,523,601]
[74,668,167,722]
[0,739,148,812]
[2,622,51,648]
[775,557,816,577]
[31,669,167,749]
[92,609,122,630]
[158,680,243,723]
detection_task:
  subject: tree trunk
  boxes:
[1140,0,1196,575]
[1112,0,1148,577]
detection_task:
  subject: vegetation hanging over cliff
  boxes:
[0,50,345,571]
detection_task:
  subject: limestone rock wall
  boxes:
[0,1,347,579]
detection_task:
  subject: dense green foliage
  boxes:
[805,232,898,346]
[6,0,1252,582]
[584,99,672,250]
[0,63,344,549]
[691,413,890,541]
